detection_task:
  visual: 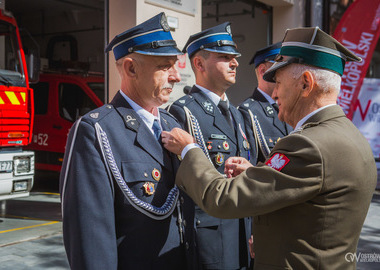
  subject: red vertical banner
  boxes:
[333,0,380,120]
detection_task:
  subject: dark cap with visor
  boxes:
[182,22,240,58]
[263,27,361,82]
[105,12,182,60]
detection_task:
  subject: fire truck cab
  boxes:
[26,72,104,172]
[0,4,37,200]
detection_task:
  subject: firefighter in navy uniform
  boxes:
[167,22,252,270]
[59,13,198,270]
[239,43,292,165]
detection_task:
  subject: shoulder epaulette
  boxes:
[82,104,115,123]
[172,95,194,108]
[238,98,256,111]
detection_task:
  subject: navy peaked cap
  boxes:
[182,22,240,58]
[105,12,182,60]
[249,42,281,67]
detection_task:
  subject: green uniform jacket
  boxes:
[176,105,377,270]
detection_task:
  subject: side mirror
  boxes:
[26,52,40,84]
[19,28,40,83]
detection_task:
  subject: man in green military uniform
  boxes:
[161,27,377,269]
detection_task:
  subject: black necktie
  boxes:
[218,100,233,129]
[272,103,279,113]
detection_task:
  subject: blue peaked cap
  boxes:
[183,22,240,58]
[105,12,182,60]
[249,42,281,67]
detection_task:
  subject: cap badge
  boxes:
[244,103,249,107]
[215,152,225,166]
[222,141,229,150]
[179,99,185,104]
[265,153,290,171]
[152,168,161,181]
[226,25,232,35]
[161,14,170,32]
[143,182,155,196]
[90,113,99,119]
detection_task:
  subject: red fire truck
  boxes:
[0,4,37,200]
[27,72,104,172]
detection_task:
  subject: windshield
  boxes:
[87,82,105,103]
[0,20,25,87]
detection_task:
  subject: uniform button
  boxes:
[185,242,189,249]
[196,220,200,225]
[180,197,185,204]
[144,172,148,178]
[183,219,186,227]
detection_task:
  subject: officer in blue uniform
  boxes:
[59,13,197,270]
[167,22,252,270]
[239,43,293,164]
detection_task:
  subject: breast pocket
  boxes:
[121,161,162,203]
[207,139,232,168]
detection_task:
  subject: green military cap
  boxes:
[263,27,362,82]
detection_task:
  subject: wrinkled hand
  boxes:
[224,156,253,178]
[161,128,195,155]
[249,235,255,259]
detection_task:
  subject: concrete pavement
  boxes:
[0,191,379,269]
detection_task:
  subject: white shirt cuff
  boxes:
[181,143,200,159]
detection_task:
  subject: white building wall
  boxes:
[107,0,306,103]
[108,0,202,102]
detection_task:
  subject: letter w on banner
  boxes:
[333,0,380,120]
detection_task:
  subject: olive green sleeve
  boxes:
[175,133,323,218]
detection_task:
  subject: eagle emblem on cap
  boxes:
[161,14,170,32]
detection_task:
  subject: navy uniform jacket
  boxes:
[59,92,197,270]
[239,88,293,164]
[168,86,251,269]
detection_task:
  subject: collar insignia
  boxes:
[202,101,214,113]
[266,105,274,115]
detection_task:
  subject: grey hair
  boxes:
[288,64,342,93]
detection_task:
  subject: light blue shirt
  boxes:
[195,84,230,106]
[119,90,161,135]
[257,88,276,104]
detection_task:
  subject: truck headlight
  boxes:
[14,156,32,174]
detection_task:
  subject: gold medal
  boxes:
[222,141,229,150]
[152,168,161,181]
